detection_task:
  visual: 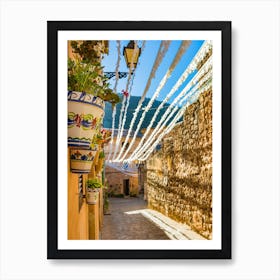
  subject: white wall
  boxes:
[0,0,279,279]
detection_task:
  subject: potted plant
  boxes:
[69,41,120,105]
[86,178,102,205]
[68,40,120,148]
[70,40,108,64]
[101,88,121,106]
[70,145,98,173]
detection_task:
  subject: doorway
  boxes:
[123,179,130,196]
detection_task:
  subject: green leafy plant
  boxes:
[99,150,105,159]
[71,40,107,64]
[68,40,120,106]
[68,58,103,94]
[90,133,103,149]
[102,88,121,107]
[96,133,103,141]
[86,178,102,189]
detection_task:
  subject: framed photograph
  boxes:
[47,21,231,259]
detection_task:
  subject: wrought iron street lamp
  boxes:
[104,40,141,80]
[123,40,141,71]
[104,72,129,80]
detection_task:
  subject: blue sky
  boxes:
[102,40,204,103]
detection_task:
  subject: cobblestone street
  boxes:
[101,197,170,240]
[101,197,205,240]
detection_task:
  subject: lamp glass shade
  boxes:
[123,41,141,70]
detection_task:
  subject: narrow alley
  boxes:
[101,197,169,240]
[67,40,213,241]
[101,197,205,240]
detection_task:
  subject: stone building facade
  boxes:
[146,89,212,239]
[105,165,139,196]
[104,130,142,196]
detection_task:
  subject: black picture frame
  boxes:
[47,21,231,259]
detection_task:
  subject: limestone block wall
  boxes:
[146,89,212,239]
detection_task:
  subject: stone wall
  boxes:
[146,89,212,239]
[104,135,141,196]
[105,165,139,196]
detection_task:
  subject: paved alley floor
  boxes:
[101,197,205,240]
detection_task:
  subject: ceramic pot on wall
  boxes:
[86,188,100,205]
[68,91,105,148]
[70,145,98,173]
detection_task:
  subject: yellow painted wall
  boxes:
[87,144,104,239]
[68,147,104,240]
[88,202,99,240]
[68,147,89,240]
[67,40,108,240]
[99,188,104,228]
[67,41,89,239]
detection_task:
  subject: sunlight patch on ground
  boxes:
[125,208,206,240]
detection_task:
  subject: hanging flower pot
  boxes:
[86,179,102,205]
[68,42,120,147]
[70,145,98,173]
[86,189,99,205]
[68,91,105,148]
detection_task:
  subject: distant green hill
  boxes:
[103,95,173,129]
